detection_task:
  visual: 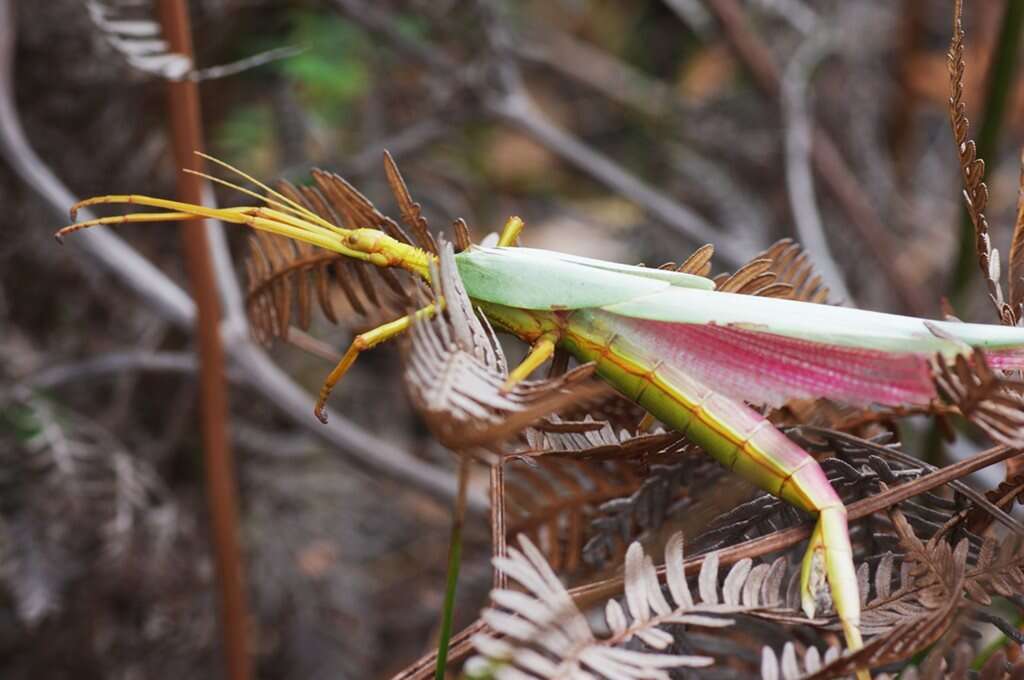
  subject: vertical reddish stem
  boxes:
[155,3,252,679]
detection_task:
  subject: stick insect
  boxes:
[57,155,1024,666]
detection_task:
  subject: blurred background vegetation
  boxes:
[1,1,1023,678]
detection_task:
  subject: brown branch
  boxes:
[155,2,251,679]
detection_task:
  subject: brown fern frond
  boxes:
[403,241,608,451]
[707,239,830,302]
[503,458,644,574]
[507,422,720,572]
[964,535,1024,606]
[452,218,473,252]
[757,239,831,303]
[244,158,443,344]
[964,472,1024,534]
[671,243,714,277]
[714,258,778,296]
[382,150,438,255]
[798,512,969,679]
[931,351,1024,448]
[947,0,1013,324]
[1009,151,1024,312]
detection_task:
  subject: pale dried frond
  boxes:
[521,419,690,463]
[760,642,842,680]
[84,0,191,79]
[83,0,298,82]
[761,511,969,680]
[403,242,606,451]
[472,531,792,679]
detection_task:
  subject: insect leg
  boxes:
[503,330,560,390]
[315,303,438,423]
[496,216,525,247]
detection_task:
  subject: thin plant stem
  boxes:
[436,457,470,680]
[155,2,251,679]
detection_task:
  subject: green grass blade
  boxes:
[435,458,470,680]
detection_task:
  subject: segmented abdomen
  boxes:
[562,309,840,513]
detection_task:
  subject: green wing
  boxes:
[603,286,1024,355]
[454,245,713,311]
[457,244,1024,354]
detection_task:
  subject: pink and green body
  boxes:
[459,244,1024,646]
[58,183,1024,665]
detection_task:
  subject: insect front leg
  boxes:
[315,303,438,423]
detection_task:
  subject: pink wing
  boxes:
[617,319,938,408]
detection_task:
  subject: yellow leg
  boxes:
[800,505,866,679]
[503,331,559,391]
[637,413,656,432]
[54,211,203,242]
[496,216,525,247]
[315,304,438,423]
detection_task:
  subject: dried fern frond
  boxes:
[84,0,299,82]
[755,239,832,303]
[760,512,969,680]
[507,423,725,572]
[0,386,163,626]
[383,151,438,255]
[964,535,1024,606]
[84,0,191,79]
[403,241,606,451]
[1011,150,1024,312]
[964,472,1024,534]
[504,458,646,574]
[244,162,436,344]
[931,351,1024,448]
[712,239,830,302]
[947,0,1013,323]
[521,419,690,463]
[663,243,714,277]
[694,449,942,557]
[760,642,843,680]
[471,532,792,679]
